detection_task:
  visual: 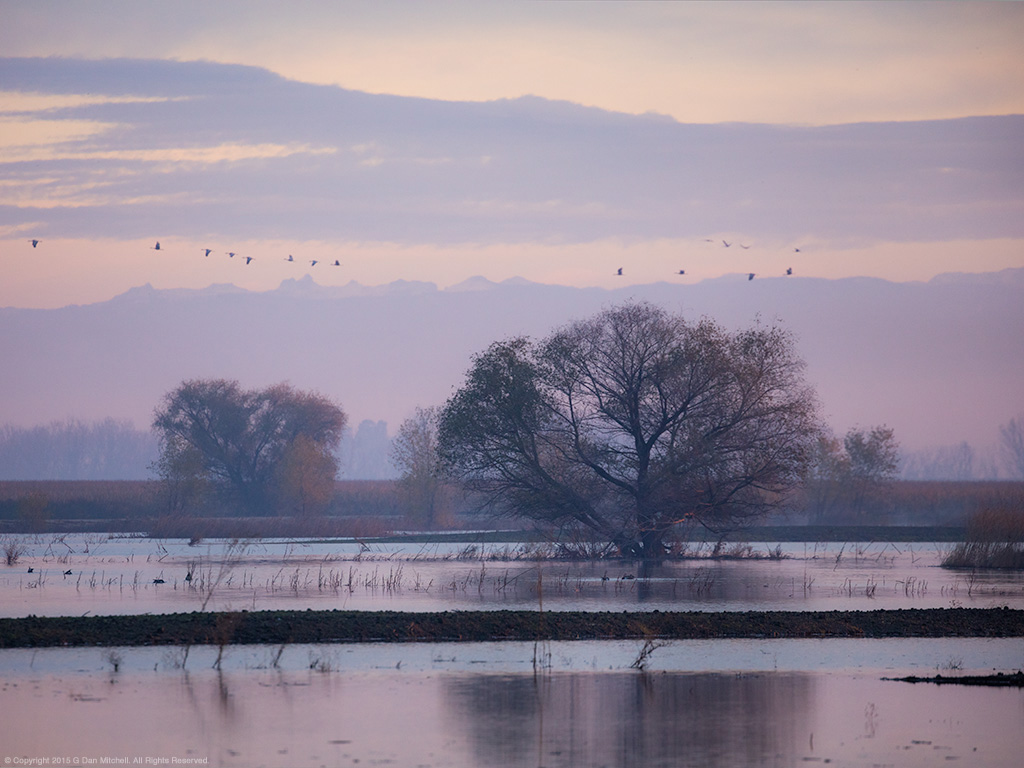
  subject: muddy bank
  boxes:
[884,671,1024,687]
[1,607,1021,648]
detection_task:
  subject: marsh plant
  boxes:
[942,507,1024,569]
[308,651,335,673]
[2,535,27,566]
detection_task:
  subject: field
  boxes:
[2,479,1023,537]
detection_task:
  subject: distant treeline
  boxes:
[1,418,1018,483]
[0,418,398,481]
[0,419,159,480]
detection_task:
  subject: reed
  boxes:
[942,507,1024,569]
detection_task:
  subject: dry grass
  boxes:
[798,480,1024,525]
[942,507,1024,569]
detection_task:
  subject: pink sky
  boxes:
[1,1,1023,308]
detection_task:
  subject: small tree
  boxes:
[438,302,820,558]
[153,379,346,515]
[1000,414,1024,479]
[390,406,449,529]
[844,425,900,515]
[803,425,900,520]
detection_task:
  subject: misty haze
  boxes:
[2,269,1022,481]
[2,4,1023,767]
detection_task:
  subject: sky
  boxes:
[1,0,1024,308]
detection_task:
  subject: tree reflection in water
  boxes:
[445,671,813,767]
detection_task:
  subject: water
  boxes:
[2,534,1022,617]
[3,533,1022,766]
[1,640,1022,767]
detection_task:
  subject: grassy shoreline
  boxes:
[1,607,1020,649]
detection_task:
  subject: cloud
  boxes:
[3,2,1022,124]
[1,56,1022,246]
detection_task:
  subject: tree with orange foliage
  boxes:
[153,379,346,515]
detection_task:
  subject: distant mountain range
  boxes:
[3,269,1022,459]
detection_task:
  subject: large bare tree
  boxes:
[153,379,346,515]
[438,302,820,558]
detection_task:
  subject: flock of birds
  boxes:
[29,237,800,280]
[148,241,342,268]
[616,239,800,280]
[31,238,345,268]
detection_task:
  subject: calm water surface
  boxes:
[2,534,1022,617]
[1,640,1022,768]
[3,534,1023,767]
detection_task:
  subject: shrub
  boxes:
[2,535,27,566]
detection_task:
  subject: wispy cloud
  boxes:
[2,57,1021,248]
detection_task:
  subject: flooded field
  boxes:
[1,533,1023,618]
[1,639,1022,767]
[3,533,1023,767]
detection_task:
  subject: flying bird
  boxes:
[245,256,254,265]
[794,247,801,253]
[202,248,213,257]
[678,269,685,275]
[722,240,732,248]
[28,239,40,248]
[286,255,295,262]
[227,252,236,258]
[310,259,319,267]
[616,267,623,276]
[332,260,342,266]
[151,242,161,250]
[748,273,756,281]
[786,267,793,276]
[739,244,751,249]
